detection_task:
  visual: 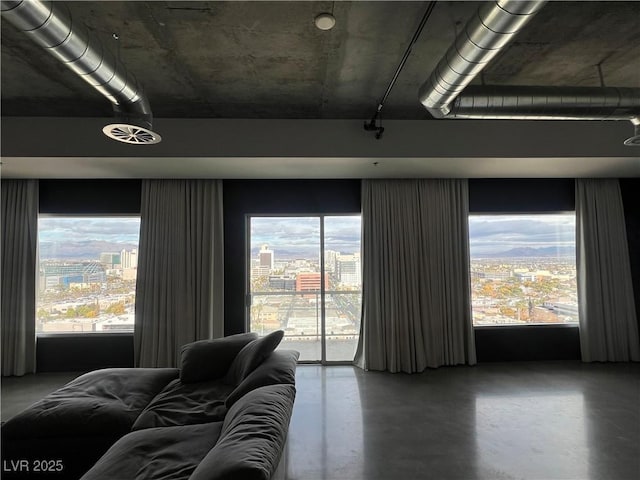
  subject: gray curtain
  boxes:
[135,180,224,368]
[355,179,476,373]
[576,179,639,362]
[1,180,38,376]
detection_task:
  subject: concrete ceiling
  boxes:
[1,1,639,178]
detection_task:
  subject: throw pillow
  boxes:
[180,332,258,383]
[225,349,299,408]
[223,330,284,386]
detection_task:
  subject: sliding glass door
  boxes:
[247,215,361,363]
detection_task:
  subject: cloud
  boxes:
[325,216,361,252]
[250,216,361,258]
[39,214,573,260]
[469,214,576,255]
[39,217,140,244]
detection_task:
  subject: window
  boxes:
[248,215,361,362]
[468,214,579,326]
[37,216,141,334]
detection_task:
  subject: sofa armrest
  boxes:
[189,384,296,480]
[2,368,179,439]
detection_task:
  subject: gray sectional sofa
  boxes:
[1,331,298,480]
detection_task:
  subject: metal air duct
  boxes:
[1,0,161,144]
[449,85,640,145]
[418,0,547,118]
[449,86,640,121]
[417,0,640,145]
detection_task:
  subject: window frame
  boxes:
[36,213,141,337]
[245,213,362,365]
[467,210,580,329]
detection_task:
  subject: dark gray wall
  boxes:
[37,334,133,373]
[33,178,640,371]
[620,179,640,336]
[223,179,361,335]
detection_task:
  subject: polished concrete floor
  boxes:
[283,362,640,480]
[3,362,640,480]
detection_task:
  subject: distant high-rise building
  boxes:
[324,250,338,273]
[269,275,296,291]
[99,252,121,268]
[337,253,361,286]
[259,245,274,271]
[39,261,106,290]
[121,248,138,269]
[296,272,329,292]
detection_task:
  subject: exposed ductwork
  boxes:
[418,0,640,145]
[0,0,161,144]
[449,86,640,146]
[448,86,640,121]
[418,0,547,118]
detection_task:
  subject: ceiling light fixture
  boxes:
[314,13,335,31]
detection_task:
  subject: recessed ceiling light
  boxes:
[314,13,335,31]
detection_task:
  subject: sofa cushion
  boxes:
[2,368,179,439]
[80,422,224,480]
[225,349,299,408]
[180,332,258,383]
[132,378,233,430]
[224,330,284,386]
[189,384,296,480]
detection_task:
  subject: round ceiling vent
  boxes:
[623,134,640,146]
[624,122,640,146]
[102,123,162,145]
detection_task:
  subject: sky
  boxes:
[37,213,576,260]
[251,214,575,258]
[468,214,575,256]
[39,217,141,244]
[251,216,362,258]
[39,217,140,259]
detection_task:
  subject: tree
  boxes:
[480,281,495,297]
[106,302,126,315]
[515,300,529,321]
[499,306,516,318]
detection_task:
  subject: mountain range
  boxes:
[479,246,576,258]
[40,241,137,260]
[41,242,573,261]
